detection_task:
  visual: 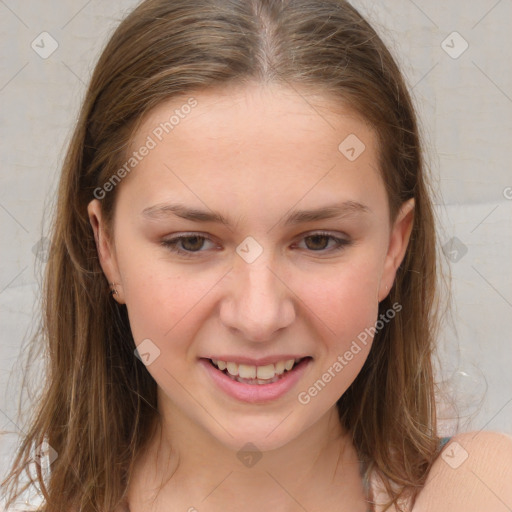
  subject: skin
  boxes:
[88,82,415,511]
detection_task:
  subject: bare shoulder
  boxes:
[413,431,512,512]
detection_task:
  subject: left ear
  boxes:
[378,198,415,302]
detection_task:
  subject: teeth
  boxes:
[256,363,275,380]
[284,359,294,371]
[238,364,256,379]
[229,373,281,385]
[226,362,238,376]
[211,358,302,381]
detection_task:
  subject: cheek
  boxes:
[291,256,382,403]
[118,223,385,375]
[120,241,384,343]
[120,258,216,348]
[119,261,219,394]
[294,256,382,342]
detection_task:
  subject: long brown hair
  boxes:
[1,1,445,510]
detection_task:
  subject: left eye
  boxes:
[161,234,216,256]
[160,232,350,257]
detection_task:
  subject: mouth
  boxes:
[206,356,310,385]
[199,356,313,403]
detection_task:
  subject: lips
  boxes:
[203,354,311,366]
[199,356,313,403]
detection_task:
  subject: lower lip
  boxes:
[199,357,312,404]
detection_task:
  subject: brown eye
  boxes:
[304,234,331,251]
[297,232,351,254]
[161,231,351,259]
[161,234,215,257]
[179,236,205,251]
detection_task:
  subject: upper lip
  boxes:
[202,355,311,366]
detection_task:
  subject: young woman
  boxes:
[2,1,511,511]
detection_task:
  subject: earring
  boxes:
[110,282,119,296]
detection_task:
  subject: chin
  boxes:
[205,411,313,455]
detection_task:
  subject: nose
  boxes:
[219,251,296,343]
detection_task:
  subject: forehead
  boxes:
[131,81,377,161]
[118,82,385,215]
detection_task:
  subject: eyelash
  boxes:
[160,231,351,258]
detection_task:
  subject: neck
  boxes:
[127,392,367,511]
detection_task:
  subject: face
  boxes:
[88,82,413,453]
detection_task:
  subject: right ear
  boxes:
[87,199,125,303]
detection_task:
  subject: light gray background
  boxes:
[1,0,511,507]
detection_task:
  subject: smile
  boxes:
[199,356,313,403]
[210,357,304,384]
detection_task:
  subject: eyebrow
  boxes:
[141,200,370,227]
